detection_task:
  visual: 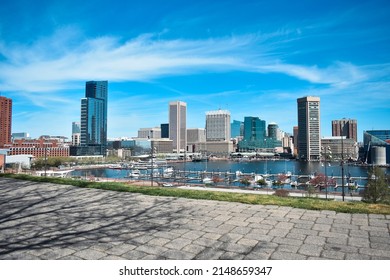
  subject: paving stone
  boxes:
[345,253,371,260]
[136,245,168,255]
[220,251,245,260]
[244,252,272,260]
[219,233,243,243]
[270,251,307,260]
[202,232,222,240]
[298,244,322,257]
[359,248,390,258]
[194,248,225,260]
[105,244,137,256]
[312,224,331,231]
[268,229,289,238]
[121,250,148,260]
[182,244,206,255]
[220,242,253,254]
[39,248,76,259]
[164,238,193,250]
[326,237,348,245]
[275,244,299,253]
[275,222,295,229]
[273,237,303,247]
[304,236,326,245]
[321,249,345,260]
[100,255,128,260]
[74,248,107,260]
[237,238,259,247]
[148,237,171,247]
[348,237,370,248]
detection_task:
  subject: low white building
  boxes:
[5,154,35,169]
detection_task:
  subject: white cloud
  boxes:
[0,29,374,95]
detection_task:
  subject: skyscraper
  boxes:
[243,116,266,141]
[72,122,81,134]
[267,122,279,140]
[206,110,231,142]
[0,96,12,148]
[332,118,357,142]
[231,120,243,138]
[80,81,108,155]
[297,96,321,161]
[169,101,186,153]
[160,123,169,138]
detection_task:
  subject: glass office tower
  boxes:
[80,81,108,155]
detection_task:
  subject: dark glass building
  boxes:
[78,81,108,156]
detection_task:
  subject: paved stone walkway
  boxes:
[0,178,389,260]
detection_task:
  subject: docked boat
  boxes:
[127,169,140,178]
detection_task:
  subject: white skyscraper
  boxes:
[169,101,187,153]
[206,110,231,142]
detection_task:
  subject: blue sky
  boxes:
[0,0,389,141]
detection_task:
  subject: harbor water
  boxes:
[70,160,388,194]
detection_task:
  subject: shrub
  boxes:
[273,189,289,197]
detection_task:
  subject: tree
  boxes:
[362,167,389,204]
[240,176,252,187]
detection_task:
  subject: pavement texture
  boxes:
[0,177,389,260]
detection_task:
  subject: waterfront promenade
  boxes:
[0,177,389,260]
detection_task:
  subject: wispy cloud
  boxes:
[0,27,376,95]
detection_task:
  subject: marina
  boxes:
[69,159,388,195]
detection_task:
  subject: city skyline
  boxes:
[0,0,389,141]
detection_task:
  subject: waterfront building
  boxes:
[244,116,266,141]
[0,96,12,148]
[169,101,187,153]
[194,141,234,157]
[187,128,206,153]
[160,123,169,138]
[231,120,243,138]
[206,110,231,142]
[363,130,390,164]
[297,96,321,161]
[6,137,69,158]
[321,136,358,161]
[238,117,282,151]
[152,139,174,154]
[332,119,357,142]
[79,81,108,156]
[138,127,161,139]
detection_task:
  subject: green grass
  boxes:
[2,173,390,214]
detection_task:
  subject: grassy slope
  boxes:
[1,173,390,214]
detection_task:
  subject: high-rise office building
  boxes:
[169,101,187,153]
[0,96,12,147]
[160,123,169,138]
[332,119,357,142]
[80,81,108,155]
[297,96,321,161]
[231,120,243,138]
[206,110,231,142]
[243,116,266,141]
[72,122,81,134]
[267,122,279,140]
